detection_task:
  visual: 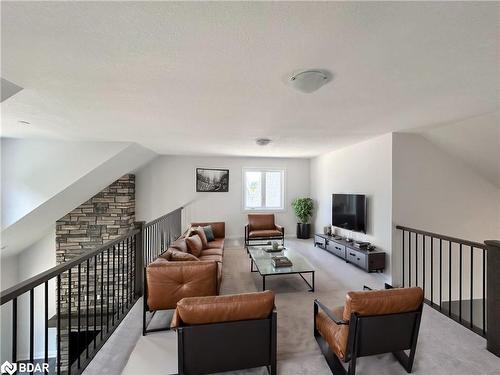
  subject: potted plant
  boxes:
[291,197,314,239]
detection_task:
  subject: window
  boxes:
[243,168,285,210]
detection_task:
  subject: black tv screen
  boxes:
[332,194,366,233]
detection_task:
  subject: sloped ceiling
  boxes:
[1,2,499,157]
[419,112,500,188]
[1,142,157,257]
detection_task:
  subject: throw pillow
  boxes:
[189,226,209,249]
[170,249,200,261]
[186,234,204,257]
[203,225,215,242]
[171,238,188,253]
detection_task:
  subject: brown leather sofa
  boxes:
[245,214,284,247]
[143,221,225,335]
[172,291,277,375]
[314,287,424,375]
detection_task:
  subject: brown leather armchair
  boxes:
[245,214,284,247]
[172,291,277,375]
[314,287,424,375]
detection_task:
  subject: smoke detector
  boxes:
[289,70,330,93]
[256,138,272,146]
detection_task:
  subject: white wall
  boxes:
[136,155,310,240]
[310,134,393,281]
[1,138,128,229]
[0,255,18,362]
[392,133,500,300]
[0,227,57,362]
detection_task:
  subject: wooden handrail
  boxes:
[395,225,487,249]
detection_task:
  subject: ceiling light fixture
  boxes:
[289,70,329,93]
[256,138,272,146]
[18,120,31,125]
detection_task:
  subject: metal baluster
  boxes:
[416,233,419,287]
[86,259,90,359]
[93,256,97,350]
[12,297,17,363]
[45,281,49,364]
[459,244,463,321]
[402,230,405,287]
[112,245,116,326]
[470,246,474,328]
[439,239,443,311]
[423,235,426,298]
[448,242,452,317]
[77,264,81,369]
[126,237,130,307]
[57,275,61,374]
[100,252,104,340]
[482,248,486,335]
[409,232,412,287]
[30,289,34,363]
[122,241,125,314]
[68,268,72,375]
[107,248,110,332]
[117,243,121,319]
[431,237,434,306]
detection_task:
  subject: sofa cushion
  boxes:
[171,238,188,253]
[203,225,215,242]
[171,290,274,327]
[198,254,223,263]
[190,222,225,239]
[201,248,223,256]
[248,214,275,231]
[207,238,225,250]
[248,229,283,238]
[189,226,209,248]
[160,248,200,262]
[186,235,204,257]
[146,260,218,311]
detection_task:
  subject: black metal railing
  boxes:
[143,207,183,266]
[396,225,487,337]
[0,229,142,375]
[0,206,183,375]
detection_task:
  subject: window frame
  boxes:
[242,167,286,212]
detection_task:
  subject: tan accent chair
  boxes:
[172,291,277,375]
[314,287,424,375]
[245,214,284,247]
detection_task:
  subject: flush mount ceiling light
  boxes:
[256,138,272,146]
[289,70,330,93]
[18,120,31,125]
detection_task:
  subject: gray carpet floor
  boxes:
[85,239,500,375]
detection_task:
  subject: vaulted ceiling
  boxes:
[1,2,499,157]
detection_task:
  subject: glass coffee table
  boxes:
[248,245,315,292]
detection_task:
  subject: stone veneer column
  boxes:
[55,174,135,371]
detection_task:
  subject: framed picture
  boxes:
[196,168,229,192]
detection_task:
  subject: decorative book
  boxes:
[271,256,293,268]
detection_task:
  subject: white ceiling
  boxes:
[1,2,499,157]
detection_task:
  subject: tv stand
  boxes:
[314,234,385,273]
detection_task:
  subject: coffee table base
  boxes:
[251,259,315,292]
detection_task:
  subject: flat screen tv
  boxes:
[331,194,366,233]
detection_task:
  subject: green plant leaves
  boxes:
[291,197,314,224]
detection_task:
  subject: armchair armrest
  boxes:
[275,224,284,234]
[314,299,349,325]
